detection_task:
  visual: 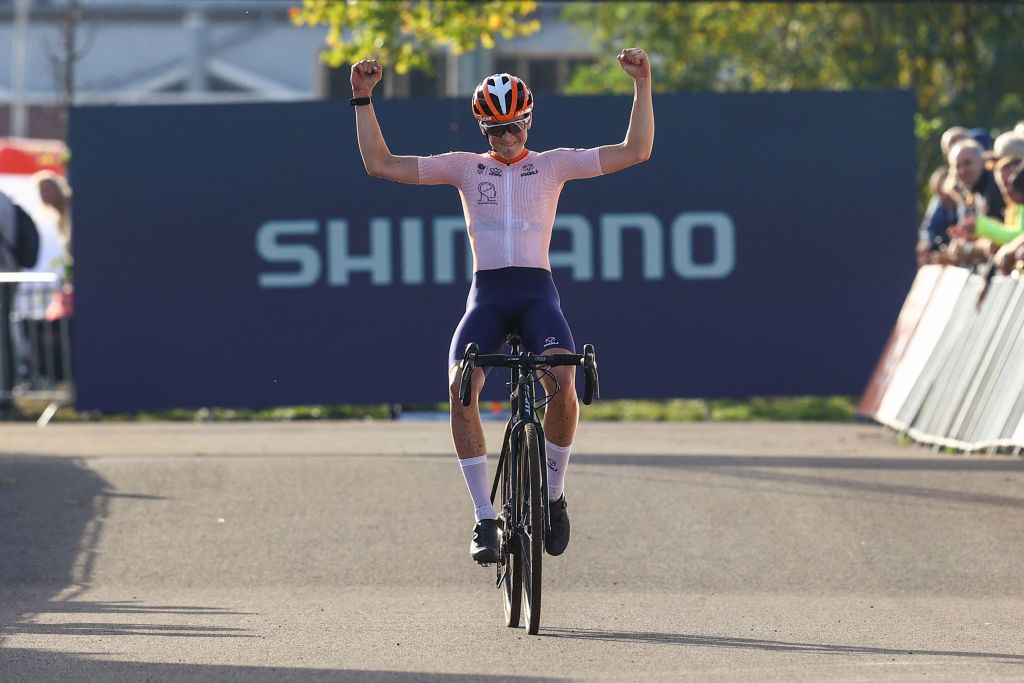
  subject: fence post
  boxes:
[0,282,14,413]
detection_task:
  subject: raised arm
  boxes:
[351,59,420,184]
[598,48,655,175]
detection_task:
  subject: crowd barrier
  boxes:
[0,273,73,426]
[860,264,1024,454]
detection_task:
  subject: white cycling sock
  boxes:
[545,440,572,501]
[459,455,495,521]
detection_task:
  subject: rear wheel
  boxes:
[520,423,544,635]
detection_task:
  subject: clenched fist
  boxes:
[351,59,382,97]
[617,48,651,80]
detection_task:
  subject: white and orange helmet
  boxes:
[471,73,534,125]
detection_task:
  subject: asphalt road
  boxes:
[1,421,1022,681]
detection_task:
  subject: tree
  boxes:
[45,0,95,143]
[290,0,541,76]
[560,2,1024,194]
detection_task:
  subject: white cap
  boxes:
[993,131,1024,160]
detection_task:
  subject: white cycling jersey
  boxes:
[417,147,603,272]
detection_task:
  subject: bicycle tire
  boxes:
[520,422,544,634]
[501,442,522,627]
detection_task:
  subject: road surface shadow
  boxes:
[402,449,1024,509]
[14,601,252,616]
[3,621,253,638]
[1,651,555,682]
[0,455,112,591]
[569,453,1024,472]
[407,450,1024,473]
[0,455,256,650]
[541,628,1024,663]
[568,453,1024,510]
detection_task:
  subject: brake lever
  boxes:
[459,343,479,406]
[582,344,599,405]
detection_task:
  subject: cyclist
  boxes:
[351,48,654,563]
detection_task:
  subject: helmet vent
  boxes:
[487,77,513,114]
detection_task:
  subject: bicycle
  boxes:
[458,332,599,635]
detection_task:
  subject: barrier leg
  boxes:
[36,401,61,427]
[0,283,15,415]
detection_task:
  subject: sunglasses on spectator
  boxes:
[481,116,530,137]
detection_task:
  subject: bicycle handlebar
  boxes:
[458,342,600,406]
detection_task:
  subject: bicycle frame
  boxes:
[458,334,598,631]
[489,335,550,562]
[457,333,598,581]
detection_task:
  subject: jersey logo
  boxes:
[487,78,513,114]
[520,163,538,177]
[477,181,497,205]
[476,162,486,174]
[544,336,558,347]
[487,167,503,176]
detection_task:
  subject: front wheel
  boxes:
[500,444,522,627]
[520,423,544,634]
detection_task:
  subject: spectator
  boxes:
[945,139,1005,223]
[34,171,72,253]
[953,155,1020,229]
[992,131,1024,164]
[988,157,1024,274]
[968,127,994,154]
[32,172,74,321]
[948,155,1024,270]
[0,192,16,271]
[8,173,76,388]
[917,166,957,266]
[8,172,69,388]
[940,125,970,158]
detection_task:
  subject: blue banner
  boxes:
[69,91,917,411]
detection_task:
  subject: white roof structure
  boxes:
[0,1,597,137]
[0,3,325,105]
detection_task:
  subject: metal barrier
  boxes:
[861,264,1024,454]
[0,273,74,426]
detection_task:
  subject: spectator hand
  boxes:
[947,237,977,265]
[351,59,382,97]
[994,243,1024,275]
[916,240,932,268]
[947,215,976,240]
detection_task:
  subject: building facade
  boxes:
[1,0,597,139]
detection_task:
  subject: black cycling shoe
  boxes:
[470,518,501,564]
[545,495,570,556]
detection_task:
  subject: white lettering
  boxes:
[327,218,391,285]
[550,214,593,281]
[600,213,664,281]
[256,220,321,288]
[671,212,736,279]
[255,212,737,288]
[432,217,474,284]
[401,218,424,285]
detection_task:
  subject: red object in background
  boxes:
[0,137,67,175]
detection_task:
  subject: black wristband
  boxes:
[350,97,371,107]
